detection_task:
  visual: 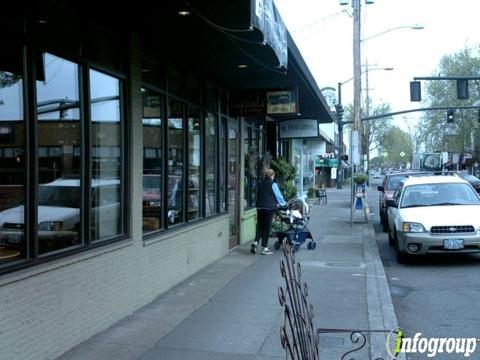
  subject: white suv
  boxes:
[386,176,480,263]
[0,179,120,254]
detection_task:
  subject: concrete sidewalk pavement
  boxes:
[59,188,399,360]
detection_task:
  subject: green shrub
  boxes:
[354,173,369,184]
[307,187,316,198]
[271,157,297,200]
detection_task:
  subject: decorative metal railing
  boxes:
[278,240,390,359]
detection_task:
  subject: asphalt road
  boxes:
[366,177,480,360]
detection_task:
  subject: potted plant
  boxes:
[307,187,316,199]
[354,173,369,185]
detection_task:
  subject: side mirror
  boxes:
[377,186,384,192]
[386,199,397,208]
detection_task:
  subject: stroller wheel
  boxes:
[308,241,316,250]
[274,241,281,250]
[292,245,299,253]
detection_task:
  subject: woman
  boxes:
[251,168,287,255]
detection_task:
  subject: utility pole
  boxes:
[353,0,362,137]
[336,82,344,189]
[352,0,362,225]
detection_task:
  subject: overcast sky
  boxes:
[275,0,480,131]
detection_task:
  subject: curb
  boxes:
[363,224,406,360]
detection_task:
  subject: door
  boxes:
[228,119,240,248]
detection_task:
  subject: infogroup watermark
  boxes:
[386,328,479,358]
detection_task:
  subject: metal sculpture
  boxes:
[278,240,390,359]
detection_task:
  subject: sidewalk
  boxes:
[58,188,398,360]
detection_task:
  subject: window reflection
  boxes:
[36,53,81,254]
[188,108,201,220]
[168,99,184,225]
[205,113,216,216]
[0,45,25,262]
[219,118,227,212]
[90,69,122,240]
[142,89,163,232]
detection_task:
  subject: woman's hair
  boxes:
[264,169,275,178]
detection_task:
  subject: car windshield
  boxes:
[386,173,431,190]
[461,174,480,183]
[38,186,81,208]
[400,183,480,208]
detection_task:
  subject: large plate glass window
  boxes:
[36,53,81,254]
[167,99,184,225]
[187,107,201,221]
[0,44,25,263]
[219,117,227,212]
[205,113,216,216]
[142,89,163,233]
[89,69,123,241]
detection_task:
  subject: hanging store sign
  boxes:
[279,119,319,139]
[266,90,298,114]
[251,0,288,68]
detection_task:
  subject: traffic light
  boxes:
[447,109,455,123]
[456,79,469,100]
[410,81,421,101]
[335,104,344,120]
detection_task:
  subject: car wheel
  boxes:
[382,215,389,232]
[388,228,395,247]
[394,230,409,264]
[379,208,385,225]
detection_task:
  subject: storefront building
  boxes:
[0,1,333,358]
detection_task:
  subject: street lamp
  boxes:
[335,66,393,189]
[361,24,424,42]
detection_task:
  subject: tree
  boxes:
[419,46,480,154]
[343,102,393,159]
[377,126,413,168]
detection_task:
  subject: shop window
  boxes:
[205,113,217,216]
[90,69,123,241]
[142,89,163,233]
[219,117,227,212]
[167,99,184,225]
[243,119,263,209]
[187,108,201,221]
[35,53,81,254]
[0,44,25,264]
[243,125,251,209]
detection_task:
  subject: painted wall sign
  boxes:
[279,119,319,139]
[230,92,266,117]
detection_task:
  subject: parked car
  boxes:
[377,170,432,232]
[457,172,480,193]
[386,176,480,263]
[0,178,120,254]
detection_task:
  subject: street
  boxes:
[367,176,480,359]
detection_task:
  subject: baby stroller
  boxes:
[273,199,316,252]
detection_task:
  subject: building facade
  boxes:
[0,1,334,358]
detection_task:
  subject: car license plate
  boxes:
[443,239,464,250]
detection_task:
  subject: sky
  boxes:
[274,0,480,134]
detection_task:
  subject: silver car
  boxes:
[386,176,480,263]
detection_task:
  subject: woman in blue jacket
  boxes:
[251,168,286,255]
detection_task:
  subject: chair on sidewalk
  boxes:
[315,189,327,204]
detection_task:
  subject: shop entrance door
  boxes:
[228,119,240,248]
